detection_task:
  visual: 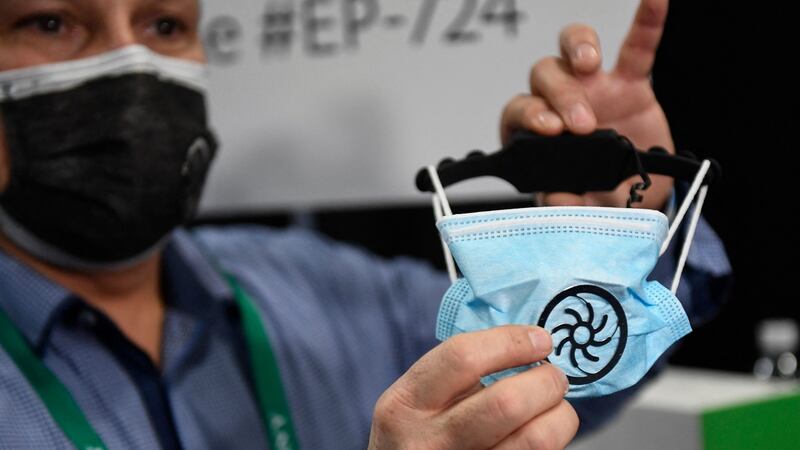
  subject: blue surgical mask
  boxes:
[425,161,711,398]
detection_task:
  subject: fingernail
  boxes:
[529,327,552,353]
[569,103,592,129]
[533,111,561,129]
[557,368,570,395]
[574,43,598,63]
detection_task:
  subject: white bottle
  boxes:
[753,318,798,380]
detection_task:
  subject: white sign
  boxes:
[199,0,639,213]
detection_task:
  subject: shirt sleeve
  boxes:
[295,227,452,370]
[294,229,453,371]
[209,225,452,379]
[192,225,453,446]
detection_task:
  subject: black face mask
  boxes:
[0,47,217,270]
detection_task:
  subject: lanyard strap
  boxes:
[0,275,300,450]
[0,307,107,450]
[225,274,301,450]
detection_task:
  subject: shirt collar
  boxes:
[0,246,74,349]
[161,228,236,318]
[0,228,235,350]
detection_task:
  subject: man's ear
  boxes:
[0,115,10,193]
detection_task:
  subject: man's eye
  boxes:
[154,18,183,37]
[17,14,65,34]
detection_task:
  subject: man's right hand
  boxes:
[367,326,577,450]
[500,0,675,211]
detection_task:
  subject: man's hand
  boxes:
[501,0,674,210]
[368,326,577,450]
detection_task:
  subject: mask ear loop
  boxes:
[670,185,708,294]
[427,165,458,282]
[658,159,712,294]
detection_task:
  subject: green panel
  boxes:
[702,391,800,450]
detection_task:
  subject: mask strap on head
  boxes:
[427,165,458,282]
[0,45,208,103]
[659,159,712,294]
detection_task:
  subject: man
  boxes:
[0,0,728,449]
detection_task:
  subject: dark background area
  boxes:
[653,0,794,372]
[196,1,796,374]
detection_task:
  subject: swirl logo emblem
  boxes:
[537,285,628,385]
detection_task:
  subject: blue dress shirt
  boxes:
[0,221,730,449]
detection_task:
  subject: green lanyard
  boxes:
[0,275,300,450]
[0,307,106,450]
[226,275,301,450]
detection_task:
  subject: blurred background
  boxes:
[194,0,797,445]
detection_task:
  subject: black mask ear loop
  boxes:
[659,159,712,294]
[427,165,458,283]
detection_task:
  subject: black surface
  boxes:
[653,0,795,372]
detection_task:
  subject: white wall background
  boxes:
[199,0,639,213]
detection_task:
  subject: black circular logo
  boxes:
[537,285,627,385]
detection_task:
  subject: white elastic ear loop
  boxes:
[432,196,458,283]
[670,185,708,294]
[427,165,452,216]
[658,159,712,294]
[427,166,457,282]
[660,159,712,255]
